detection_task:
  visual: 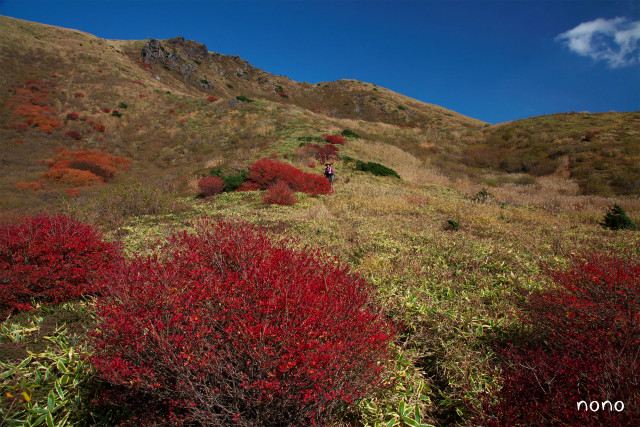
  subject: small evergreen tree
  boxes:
[600,204,636,230]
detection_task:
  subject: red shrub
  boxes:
[102,107,111,113]
[13,181,41,192]
[306,143,339,163]
[74,92,84,98]
[64,130,83,140]
[135,60,153,69]
[480,252,640,426]
[93,122,106,132]
[0,214,122,316]
[207,96,218,102]
[10,103,62,132]
[197,176,225,197]
[91,219,394,426]
[322,134,346,145]
[240,158,331,195]
[43,168,102,186]
[66,112,79,120]
[65,188,82,196]
[262,180,296,205]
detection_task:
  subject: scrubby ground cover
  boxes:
[3,141,638,426]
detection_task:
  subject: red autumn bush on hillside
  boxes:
[240,158,331,195]
[262,180,296,205]
[0,214,122,316]
[304,143,339,163]
[91,220,394,426]
[322,134,346,145]
[197,176,225,197]
[207,96,218,102]
[42,149,130,186]
[480,252,640,426]
[64,130,83,140]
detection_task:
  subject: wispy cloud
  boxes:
[556,17,640,68]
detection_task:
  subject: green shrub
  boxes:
[341,129,361,139]
[208,167,223,177]
[297,136,324,145]
[446,219,460,230]
[354,161,400,179]
[222,170,249,192]
[474,188,492,203]
[600,204,636,230]
[117,102,128,109]
[235,95,253,103]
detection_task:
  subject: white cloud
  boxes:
[556,17,640,68]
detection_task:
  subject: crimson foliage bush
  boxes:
[307,144,339,163]
[322,134,346,145]
[239,158,331,195]
[0,214,122,316]
[262,180,296,205]
[481,252,640,426]
[197,176,225,197]
[64,130,83,140]
[91,219,394,426]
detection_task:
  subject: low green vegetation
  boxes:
[601,204,637,230]
[344,157,401,178]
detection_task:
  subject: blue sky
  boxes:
[1,0,638,124]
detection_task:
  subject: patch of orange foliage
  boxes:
[42,149,130,187]
[8,81,62,133]
[42,169,103,187]
[14,181,42,192]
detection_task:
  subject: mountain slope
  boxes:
[1,14,639,216]
[0,15,487,211]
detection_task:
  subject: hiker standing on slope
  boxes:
[324,162,335,190]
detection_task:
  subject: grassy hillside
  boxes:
[1,15,640,427]
[458,112,640,195]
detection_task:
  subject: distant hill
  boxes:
[459,112,640,195]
